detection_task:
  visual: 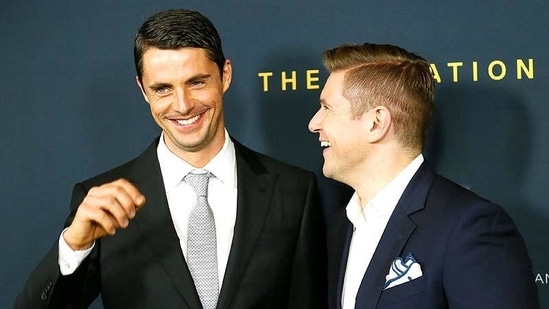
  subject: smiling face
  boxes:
[308,70,371,184]
[137,47,231,166]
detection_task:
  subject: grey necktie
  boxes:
[185,172,219,309]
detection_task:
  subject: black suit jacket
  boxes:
[328,162,539,309]
[15,137,327,309]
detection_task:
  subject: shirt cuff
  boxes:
[58,228,94,275]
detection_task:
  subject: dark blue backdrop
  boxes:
[2,1,547,308]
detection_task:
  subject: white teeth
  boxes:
[321,141,331,147]
[176,114,200,125]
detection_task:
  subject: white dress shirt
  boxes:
[59,130,238,289]
[159,130,237,286]
[341,154,424,309]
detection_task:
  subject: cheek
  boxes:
[193,88,220,105]
[207,92,225,111]
[324,119,346,139]
[331,126,363,152]
[148,97,172,112]
[147,102,161,116]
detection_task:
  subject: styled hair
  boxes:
[134,9,226,81]
[322,43,435,150]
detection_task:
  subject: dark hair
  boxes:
[134,9,226,81]
[322,43,435,150]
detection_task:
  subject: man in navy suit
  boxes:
[308,42,539,309]
[14,9,327,309]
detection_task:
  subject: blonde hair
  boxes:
[322,43,435,150]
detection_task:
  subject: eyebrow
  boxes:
[186,74,211,85]
[147,73,213,91]
[319,98,330,107]
[148,82,171,91]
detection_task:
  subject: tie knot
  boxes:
[185,172,211,197]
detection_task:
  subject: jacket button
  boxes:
[41,280,53,300]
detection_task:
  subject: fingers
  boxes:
[66,179,146,249]
[79,194,127,233]
[111,178,146,209]
[87,179,144,225]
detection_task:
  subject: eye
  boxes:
[150,85,171,95]
[190,79,206,87]
[155,86,170,94]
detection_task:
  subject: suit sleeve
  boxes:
[443,201,540,309]
[286,173,329,309]
[13,183,101,309]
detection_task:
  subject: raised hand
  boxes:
[63,179,146,250]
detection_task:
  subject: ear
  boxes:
[365,106,392,143]
[135,76,150,104]
[222,59,232,93]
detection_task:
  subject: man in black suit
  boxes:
[15,9,327,309]
[308,43,539,309]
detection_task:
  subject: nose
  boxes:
[174,89,192,113]
[308,108,322,133]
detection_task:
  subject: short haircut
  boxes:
[322,43,435,150]
[134,9,226,81]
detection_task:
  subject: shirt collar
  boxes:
[346,154,424,226]
[157,129,237,191]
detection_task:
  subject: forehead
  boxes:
[320,70,347,102]
[141,47,215,78]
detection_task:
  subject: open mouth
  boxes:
[175,113,201,125]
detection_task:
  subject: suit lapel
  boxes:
[354,162,435,309]
[328,211,353,309]
[354,205,416,309]
[216,140,276,309]
[128,138,202,309]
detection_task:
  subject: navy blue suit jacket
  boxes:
[327,162,539,309]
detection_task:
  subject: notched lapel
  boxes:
[127,139,202,309]
[355,210,416,309]
[329,213,353,309]
[354,162,435,309]
[216,142,276,309]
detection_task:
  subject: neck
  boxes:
[352,147,420,207]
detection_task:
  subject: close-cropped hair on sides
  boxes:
[322,43,435,150]
[134,8,226,81]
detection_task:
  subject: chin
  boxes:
[322,165,333,179]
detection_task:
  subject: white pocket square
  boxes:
[383,252,423,290]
